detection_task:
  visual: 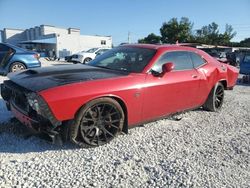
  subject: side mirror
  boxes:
[151,62,175,77]
[162,62,175,74]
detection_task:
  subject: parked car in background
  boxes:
[0,43,41,75]
[71,47,111,63]
[202,49,238,67]
[1,44,238,147]
[64,55,73,62]
[226,52,238,67]
[240,53,250,75]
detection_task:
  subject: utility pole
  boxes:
[128,31,131,44]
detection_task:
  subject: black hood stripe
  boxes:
[8,64,129,91]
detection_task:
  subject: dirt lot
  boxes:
[0,60,249,187]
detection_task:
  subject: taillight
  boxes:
[34,53,40,59]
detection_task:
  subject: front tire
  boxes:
[70,98,125,147]
[203,82,224,112]
[9,62,26,72]
[83,58,92,64]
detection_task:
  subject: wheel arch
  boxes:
[219,79,227,89]
[9,61,27,72]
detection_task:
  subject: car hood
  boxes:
[8,64,129,92]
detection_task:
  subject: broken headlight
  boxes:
[26,92,41,114]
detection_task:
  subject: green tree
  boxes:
[239,38,250,47]
[160,17,193,43]
[194,22,219,44]
[219,24,237,45]
[138,33,161,44]
[194,23,236,45]
[139,18,237,46]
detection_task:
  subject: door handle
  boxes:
[192,75,198,79]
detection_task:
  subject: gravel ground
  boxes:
[0,61,249,187]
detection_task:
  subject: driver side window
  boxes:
[152,51,193,72]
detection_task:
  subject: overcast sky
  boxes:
[0,0,250,45]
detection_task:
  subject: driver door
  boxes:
[142,51,201,121]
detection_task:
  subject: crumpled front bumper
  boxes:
[10,101,40,133]
[1,81,62,134]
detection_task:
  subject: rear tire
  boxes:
[70,98,125,147]
[203,82,224,112]
[10,62,26,72]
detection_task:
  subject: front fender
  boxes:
[39,74,146,125]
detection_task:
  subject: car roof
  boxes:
[0,42,35,53]
[121,43,198,51]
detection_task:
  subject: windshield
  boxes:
[86,48,99,53]
[88,47,156,73]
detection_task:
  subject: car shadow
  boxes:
[0,118,82,153]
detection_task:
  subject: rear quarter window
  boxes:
[190,52,206,68]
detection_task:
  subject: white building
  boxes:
[0,25,112,58]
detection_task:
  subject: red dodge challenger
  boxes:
[1,44,239,147]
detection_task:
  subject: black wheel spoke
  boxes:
[87,108,97,119]
[103,127,115,137]
[109,111,119,116]
[216,96,222,100]
[110,119,120,123]
[81,125,91,132]
[100,104,106,115]
[89,135,96,144]
[217,93,223,98]
[104,120,120,129]
[217,90,223,94]
[107,106,114,113]
[80,126,92,138]
[216,88,223,94]
[109,123,119,129]
[215,100,219,108]
[82,117,94,122]
[103,130,108,141]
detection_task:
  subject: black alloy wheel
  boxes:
[214,84,224,109]
[70,98,124,147]
[203,82,224,112]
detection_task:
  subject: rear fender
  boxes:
[225,64,239,88]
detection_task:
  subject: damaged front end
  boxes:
[1,80,64,143]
